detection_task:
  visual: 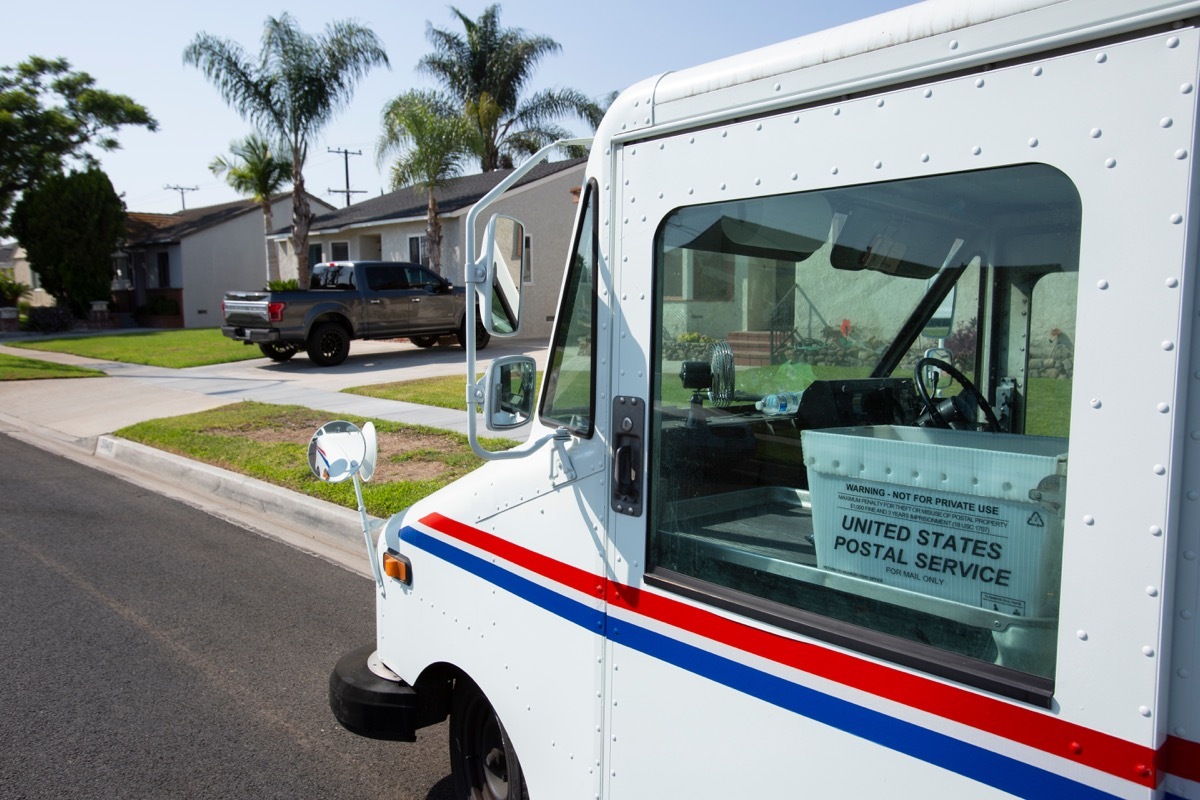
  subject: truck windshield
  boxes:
[648,163,1080,691]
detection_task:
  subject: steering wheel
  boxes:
[913,356,1001,432]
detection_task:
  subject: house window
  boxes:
[408,235,429,267]
[308,243,324,266]
[111,256,131,290]
[522,235,532,284]
[156,252,170,288]
[331,241,350,261]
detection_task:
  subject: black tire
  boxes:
[305,322,351,367]
[449,678,528,800]
[457,313,491,350]
[257,342,297,362]
[411,335,439,348]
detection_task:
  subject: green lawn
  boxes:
[8,329,261,368]
[115,402,517,517]
[0,353,107,380]
[346,371,546,411]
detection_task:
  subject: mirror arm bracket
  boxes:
[551,427,577,481]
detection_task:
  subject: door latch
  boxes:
[611,396,644,516]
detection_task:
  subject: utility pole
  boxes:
[327,147,365,207]
[164,184,199,210]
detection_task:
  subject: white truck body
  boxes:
[329,1,1200,797]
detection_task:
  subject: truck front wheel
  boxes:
[258,342,297,362]
[306,323,350,367]
[449,677,528,800]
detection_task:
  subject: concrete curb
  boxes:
[93,435,370,550]
[1,411,373,577]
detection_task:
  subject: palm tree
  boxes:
[419,5,602,171]
[210,133,291,283]
[184,15,388,289]
[377,91,476,275]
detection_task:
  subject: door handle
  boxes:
[611,396,644,516]
[368,299,382,305]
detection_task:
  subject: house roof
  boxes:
[301,157,587,236]
[125,193,327,246]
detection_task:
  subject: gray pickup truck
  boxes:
[221,261,489,367]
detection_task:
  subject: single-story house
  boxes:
[1,242,54,308]
[273,158,586,342]
[120,193,335,328]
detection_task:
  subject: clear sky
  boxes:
[8,0,911,215]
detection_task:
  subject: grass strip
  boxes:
[0,353,107,380]
[10,329,262,368]
[115,401,517,518]
[346,371,545,411]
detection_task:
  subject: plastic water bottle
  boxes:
[755,391,803,415]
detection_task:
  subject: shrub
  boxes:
[945,317,978,364]
[266,278,299,291]
[0,273,31,306]
[676,331,716,345]
[25,305,75,333]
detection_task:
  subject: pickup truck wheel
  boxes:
[410,335,439,348]
[258,342,297,362]
[458,315,491,350]
[449,677,528,800]
[306,323,351,367]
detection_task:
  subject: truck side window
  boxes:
[647,165,1080,696]
[366,265,406,291]
[540,180,598,437]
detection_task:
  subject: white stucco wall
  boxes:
[178,196,293,328]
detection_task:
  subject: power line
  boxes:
[326,147,365,207]
[164,184,199,210]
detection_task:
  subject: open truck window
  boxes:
[540,180,599,437]
[648,164,1080,696]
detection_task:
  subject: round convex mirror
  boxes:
[308,420,366,483]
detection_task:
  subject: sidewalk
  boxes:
[0,336,549,572]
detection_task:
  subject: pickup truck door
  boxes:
[403,266,459,331]
[361,264,421,337]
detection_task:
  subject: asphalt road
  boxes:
[0,435,454,800]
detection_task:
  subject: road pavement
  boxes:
[0,435,456,800]
[0,334,550,571]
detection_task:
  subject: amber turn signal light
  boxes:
[383,552,411,584]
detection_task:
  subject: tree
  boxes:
[10,167,125,318]
[377,91,476,275]
[419,5,602,171]
[184,15,388,289]
[0,56,156,230]
[210,133,292,283]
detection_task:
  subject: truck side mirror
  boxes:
[480,214,526,337]
[922,284,956,340]
[481,355,536,430]
[308,420,376,483]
